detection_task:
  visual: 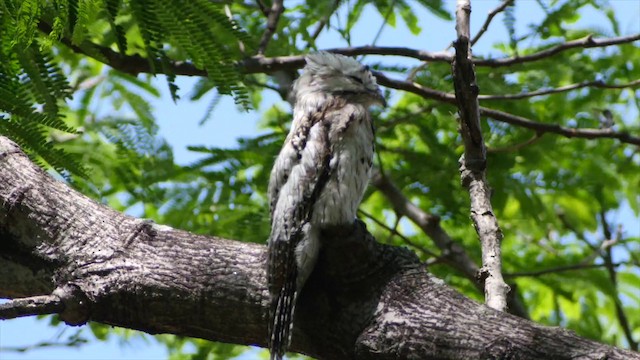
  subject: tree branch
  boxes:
[36,23,640,146]
[0,295,63,320]
[370,170,479,280]
[486,132,544,153]
[479,79,640,100]
[600,212,638,351]
[505,262,627,278]
[452,0,509,312]
[479,107,640,145]
[470,0,514,46]
[372,74,640,146]
[475,33,640,67]
[3,135,638,359]
[357,209,438,259]
[257,0,284,54]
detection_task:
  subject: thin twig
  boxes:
[486,132,544,153]
[370,170,480,278]
[371,0,396,46]
[600,211,638,351]
[479,79,640,100]
[504,262,627,278]
[308,0,341,44]
[254,0,268,16]
[453,0,509,312]
[357,209,438,259]
[257,0,284,54]
[476,33,640,67]
[471,0,514,46]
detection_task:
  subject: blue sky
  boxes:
[1,1,638,359]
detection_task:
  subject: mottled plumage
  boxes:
[267,52,384,359]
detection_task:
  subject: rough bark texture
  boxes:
[1,135,638,359]
[452,0,509,312]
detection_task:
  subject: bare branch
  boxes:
[358,209,438,259]
[370,170,479,275]
[370,170,533,318]
[600,212,639,351]
[475,34,640,67]
[486,132,544,153]
[471,0,514,46]
[308,0,341,43]
[453,0,509,312]
[372,74,640,146]
[0,294,63,320]
[479,107,640,146]
[505,262,627,278]
[257,0,284,55]
[479,79,640,100]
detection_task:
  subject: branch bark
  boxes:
[2,137,639,359]
[452,0,509,312]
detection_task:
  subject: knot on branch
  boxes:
[52,284,91,326]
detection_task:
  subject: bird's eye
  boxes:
[349,75,363,84]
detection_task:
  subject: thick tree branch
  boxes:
[2,135,638,359]
[453,0,509,312]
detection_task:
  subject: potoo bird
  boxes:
[267,52,385,359]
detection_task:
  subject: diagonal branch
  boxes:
[257,0,284,55]
[471,0,514,46]
[370,170,531,318]
[452,0,509,312]
[357,209,438,259]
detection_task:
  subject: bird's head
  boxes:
[293,52,386,107]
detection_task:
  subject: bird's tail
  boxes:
[269,267,298,360]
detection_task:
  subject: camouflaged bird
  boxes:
[267,52,385,359]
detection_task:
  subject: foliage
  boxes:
[1,0,639,358]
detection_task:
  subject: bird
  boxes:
[266,52,385,360]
